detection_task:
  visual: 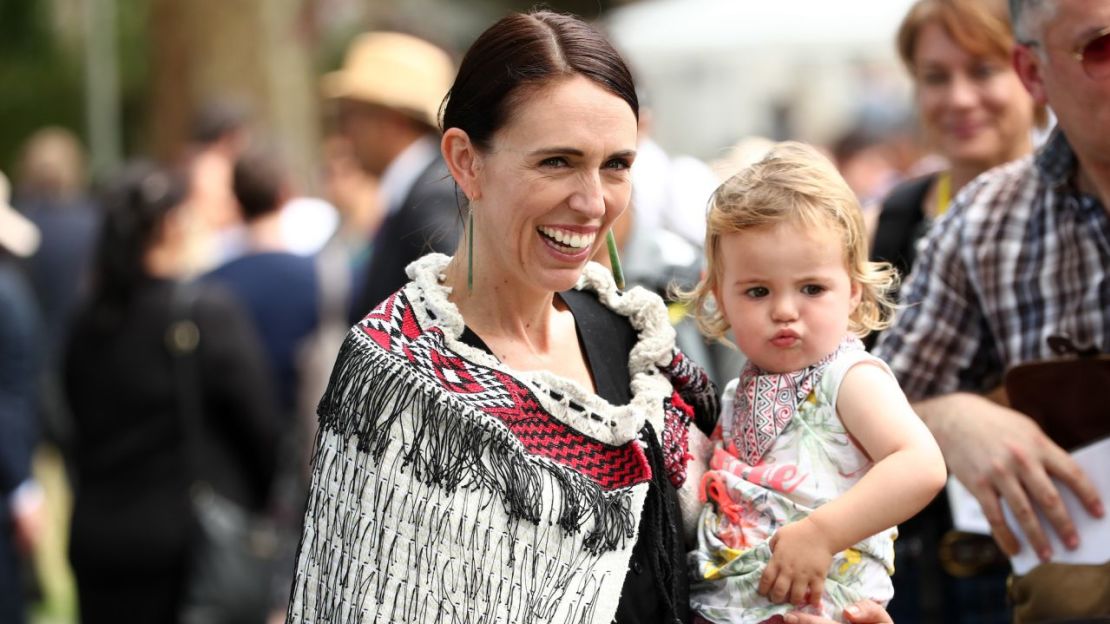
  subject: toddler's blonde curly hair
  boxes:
[684,141,899,342]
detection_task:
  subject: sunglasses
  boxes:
[1072,26,1110,79]
[1028,26,1110,80]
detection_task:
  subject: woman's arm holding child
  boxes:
[758,361,947,607]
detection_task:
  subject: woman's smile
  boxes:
[537,225,598,256]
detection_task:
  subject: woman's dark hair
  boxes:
[440,10,638,151]
[89,160,188,322]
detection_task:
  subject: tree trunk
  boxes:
[147,0,320,190]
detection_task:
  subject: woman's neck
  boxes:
[144,243,183,280]
[443,254,561,352]
[947,164,982,195]
[950,134,1034,194]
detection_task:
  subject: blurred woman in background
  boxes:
[64,162,278,623]
[872,0,1042,286]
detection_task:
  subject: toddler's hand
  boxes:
[758,518,833,608]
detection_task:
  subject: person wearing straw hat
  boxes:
[0,170,44,624]
[322,31,464,320]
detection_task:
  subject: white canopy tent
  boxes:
[605,0,921,159]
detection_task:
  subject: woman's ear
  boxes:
[441,128,482,201]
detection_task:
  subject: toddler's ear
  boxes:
[849,280,863,310]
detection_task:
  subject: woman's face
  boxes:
[470,75,638,294]
[913,21,1035,171]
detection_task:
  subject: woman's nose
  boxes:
[568,171,605,217]
[947,73,979,109]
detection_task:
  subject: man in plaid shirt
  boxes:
[875,0,1109,572]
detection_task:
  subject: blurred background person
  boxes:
[202,144,329,618]
[63,162,279,624]
[317,133,383,323]
[204,144,318,426]
[869,0,1042,621]
[321,31,462,320]
[629,101,720,249]
[872,0,1040,294]
[11,127,101,456]
[318,133,382,279]
[0,170,45,624]
[830,123,907,232]
[181,99,255,274]
[12,127,100,364]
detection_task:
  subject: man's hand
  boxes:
[919,393,1104,559]
[783,600,893,624]
[758,518,833,608]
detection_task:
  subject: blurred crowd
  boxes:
[1,0,1106,622]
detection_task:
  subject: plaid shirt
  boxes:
[874,131,1110,401]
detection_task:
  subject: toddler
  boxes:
[685,142,946,623]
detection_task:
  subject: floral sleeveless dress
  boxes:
[688,348,897,624]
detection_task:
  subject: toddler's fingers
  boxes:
[770,574,792,604]
[789,577,808,606]
[758,562,778,596]
[808,577,824,609]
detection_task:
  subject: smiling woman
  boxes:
[441,73,637,309]
[286,10,720,624]
[871,0,1041,288]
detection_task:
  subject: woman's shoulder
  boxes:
[189,279,244,316]
[879,173,936,216]
[574,261,674,356]
[183,280,260,343]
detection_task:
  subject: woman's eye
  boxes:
[920,71,948,87]
[604,158,632,171]
[801,284,826,296]
[745,287,769,298]
[540,156,568,168]
[970,62,1001,80]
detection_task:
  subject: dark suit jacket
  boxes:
[0,261,38,624]
[0,263,37,506]
[351,154,463,321]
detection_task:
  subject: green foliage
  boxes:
[0,0,151,182]
[0,0,83,177]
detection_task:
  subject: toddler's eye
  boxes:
[745,286,769,298]
[801,284,826,296]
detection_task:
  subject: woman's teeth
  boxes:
[538,226,596,251]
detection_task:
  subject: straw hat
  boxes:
[0,171,41,258]
[321,32,454,128]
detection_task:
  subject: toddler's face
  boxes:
[714,220,860,374]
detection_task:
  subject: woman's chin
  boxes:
[944,140,1002,170]
[525,262,590,294]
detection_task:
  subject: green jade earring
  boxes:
[607,230,625,289]
[467,210,474,291]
